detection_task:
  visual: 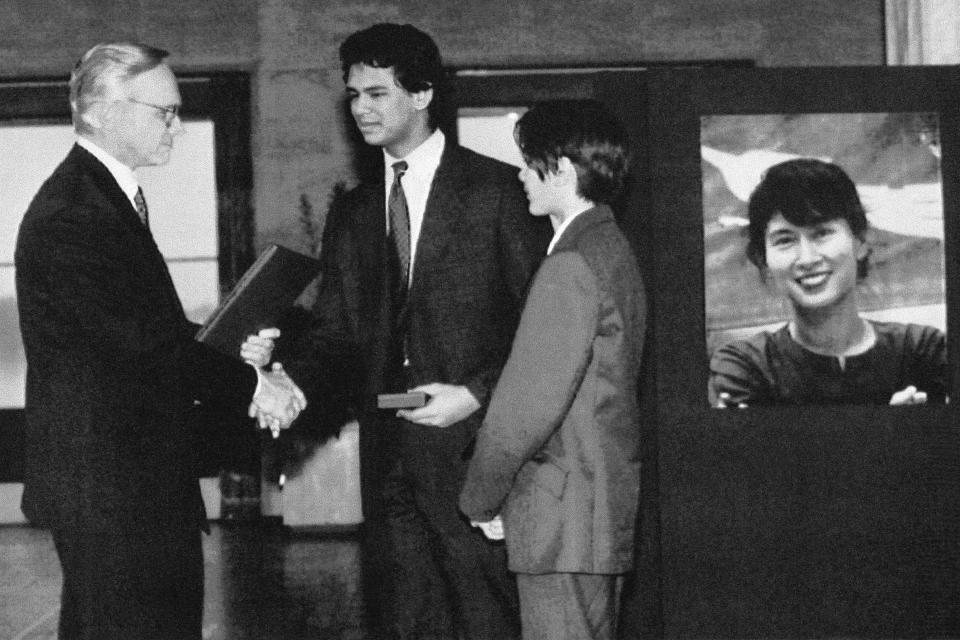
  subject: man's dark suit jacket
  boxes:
[289,141,549,509]
[15,144,257,535]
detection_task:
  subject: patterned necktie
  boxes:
[134,187,150,229]
[388,161,410,289]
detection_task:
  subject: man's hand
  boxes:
[249,362,307,437]
[396,383,480,428]
[240,327,280,368]
[889,385,928,406]
[471,516,504,541]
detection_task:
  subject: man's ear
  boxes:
[412,87,434,112]
[80,101,113,131]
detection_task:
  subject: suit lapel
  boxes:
[73,144,186,318]
[412,145,466,288]
[73,145,148,234]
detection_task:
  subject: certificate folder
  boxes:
[196,244,321,358]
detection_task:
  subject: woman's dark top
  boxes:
[708,321,947,406]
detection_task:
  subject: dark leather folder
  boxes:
[196,244,321,359]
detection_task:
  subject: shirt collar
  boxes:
[77,136,140,202]
[548,205,593,255]
[383,128,445,176]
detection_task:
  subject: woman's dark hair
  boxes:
[514,99,630,205]
[747,158,870,278]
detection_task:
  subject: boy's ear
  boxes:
[555,156,578,186]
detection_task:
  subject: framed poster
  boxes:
[702,111,946,407]
[643,66,960,639]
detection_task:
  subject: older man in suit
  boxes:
[459,100,647,640]
[15,42,304,640]
[284,22,549,640]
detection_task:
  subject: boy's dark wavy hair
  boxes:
[514,99,630,204]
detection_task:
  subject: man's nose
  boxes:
[352,95,369,115]
[168,115,184,136]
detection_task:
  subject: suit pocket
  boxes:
[503,455,569,570]
[531,454,569,500]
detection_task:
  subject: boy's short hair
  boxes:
[514,99,630,204]
[339,23,444,128]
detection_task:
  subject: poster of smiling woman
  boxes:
[701,112,946,407]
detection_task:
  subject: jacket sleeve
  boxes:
[20,204,257,413]
[707,338,771,407]
[279,196,363,419]
[459,252,598,521]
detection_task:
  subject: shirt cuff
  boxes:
[248,362,265,398]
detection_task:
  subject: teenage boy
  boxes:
[459,99,647,640]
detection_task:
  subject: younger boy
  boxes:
[459,100,647,640]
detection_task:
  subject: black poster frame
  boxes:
[644,65,960,638]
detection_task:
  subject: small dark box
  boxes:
[377,392,428,409]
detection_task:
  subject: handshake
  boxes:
[240,328,307,438]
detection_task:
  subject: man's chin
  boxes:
[147,150,173,166]
[360,132,384,146]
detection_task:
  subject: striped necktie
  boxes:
[134,187,150,229]
[388,161,410,289]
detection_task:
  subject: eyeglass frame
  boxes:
[125,98,181,126]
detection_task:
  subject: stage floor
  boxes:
[0,521,367,640]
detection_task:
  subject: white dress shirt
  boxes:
[77,136,142,213]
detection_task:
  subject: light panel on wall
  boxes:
[457,107,527,168]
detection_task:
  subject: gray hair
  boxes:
[69,42,169,134]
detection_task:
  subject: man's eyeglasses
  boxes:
[126,98,180,126]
